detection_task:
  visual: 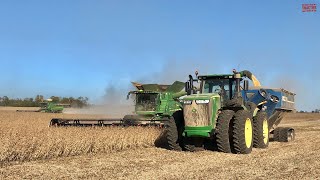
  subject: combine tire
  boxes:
[215,110,235,153]
[232,110,253,154]
[278,127,295,142]
[164,117,182,151]
[253,112,269,148]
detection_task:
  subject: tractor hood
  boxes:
[180,93,220,101]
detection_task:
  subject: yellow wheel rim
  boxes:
[263,119,269,144]
[245,118,253,148]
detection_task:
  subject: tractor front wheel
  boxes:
[215,110,235,153]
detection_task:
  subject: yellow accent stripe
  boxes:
[245,118,253,148]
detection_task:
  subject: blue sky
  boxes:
[0,1,319,111]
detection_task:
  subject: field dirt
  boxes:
[0,108,319,179]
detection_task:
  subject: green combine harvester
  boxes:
[17,99,65,113]
[50,81,187,126]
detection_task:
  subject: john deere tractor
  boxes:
[166,70,295,154]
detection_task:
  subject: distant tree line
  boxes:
[0,95,89,108]
[298,109,320,113]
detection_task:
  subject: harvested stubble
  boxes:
[0,110,161,165]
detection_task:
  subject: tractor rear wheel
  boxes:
[215,110,235,153]
[232,110,253,154]
[164,117,182,151]
[253,112,269,148]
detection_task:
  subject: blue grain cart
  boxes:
[244,87,296,142]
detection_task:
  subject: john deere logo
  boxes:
[192,108,198,118]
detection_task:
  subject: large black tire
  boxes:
[253,112,269,148]
[164,115,182,151]
[215,110,235,153]
[232,110,253,154]
[279,127,295,142]
[246,102,257,115]
[183,137,196,152]
[272,127,282,141]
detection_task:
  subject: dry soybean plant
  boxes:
[0,111,162,165]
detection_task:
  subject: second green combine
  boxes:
[17,99,66,113]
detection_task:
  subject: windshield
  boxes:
[202,79,236,100]
[40,103,47,108]
[135,93,158,111]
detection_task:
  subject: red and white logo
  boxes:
[302,4,317,12]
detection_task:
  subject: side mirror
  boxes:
[185,82,189,91]
[243,80,249,91]
[185,75,195,95]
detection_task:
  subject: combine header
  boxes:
[17,99,66,113]
[50,81,186,127]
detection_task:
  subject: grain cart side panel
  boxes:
[265,88,295,130]
[248,87,296,130]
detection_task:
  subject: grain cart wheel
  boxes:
[232,110,253,154]
[253,112,269,148]
[164,117,182,151]
[279,127,295,142]
[272,127,282,141]
[215,110,235,153]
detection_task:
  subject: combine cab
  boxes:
[50,81,187,127]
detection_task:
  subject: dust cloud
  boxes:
[64,83,134,118]
[64,58,225,116]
